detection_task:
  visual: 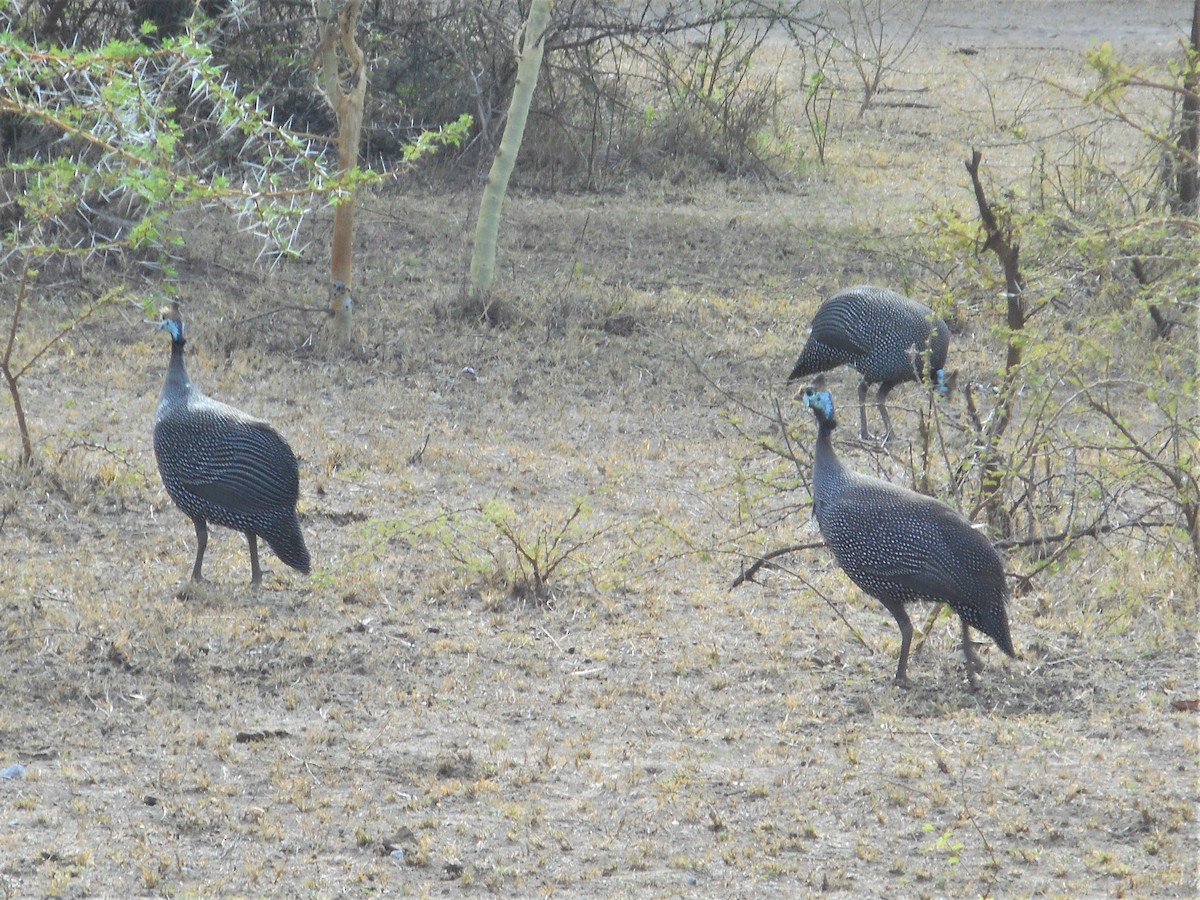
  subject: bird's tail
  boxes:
[265,514,311,574]
[983,607,1017,658]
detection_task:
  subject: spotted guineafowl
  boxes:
[801,386,1014,689]
[788,285,951,440]
[154,303,310,587]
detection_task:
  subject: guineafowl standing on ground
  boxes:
[154,302,310,587]
[788,285,951,440]
[801,386,1015,689]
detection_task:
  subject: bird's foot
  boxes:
[892,673,912,689]
[962,642,986,674]
[175,577,206,601]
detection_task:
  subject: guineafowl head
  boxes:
[934,368,959,396]
[802,386,837,427]
[159,302,185,346]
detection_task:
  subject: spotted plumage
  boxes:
[153,303,310,587]
[802,387,1014,688]
[788,285,950,440]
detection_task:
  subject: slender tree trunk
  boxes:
[0,363,32,467]
[964,149,1027,537]
[468,0,554,304]
[316,0,366,345]
[1177,0,1200,211]
[966,149,1025,374]
[2,264,33,466]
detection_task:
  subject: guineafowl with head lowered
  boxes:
[154,303,310,587]
[801,386,1014,689]
[788,285,951,440]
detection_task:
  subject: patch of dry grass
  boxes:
[2,4,1196,896]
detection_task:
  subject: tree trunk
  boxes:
[1177,0,1200,212]
[316,0,366,346]
[468,0,554,304]
[964,149,1027,537]
[966,149,1025,374]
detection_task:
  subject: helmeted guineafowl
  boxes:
[801,386,1014,689]
[788,285,951,440]
[153,303,310,587]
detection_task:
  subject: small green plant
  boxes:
[801,58,836,166]
[923,823,964,864]
[482,499,599,599]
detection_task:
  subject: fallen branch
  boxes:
[730,540,825,588]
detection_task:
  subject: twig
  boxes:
[960,773,1001,896]
[679,340,778,424]
[540,626,565,653]
[730,541,825,588]
[406,434,430,466]
[233,304,330,327]
[994,516,1172,551]
[732,550,873,655]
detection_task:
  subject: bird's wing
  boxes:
[809,297,871,355]
[885,561,975,607]
[183,420,299,513]
[823,484,978,600]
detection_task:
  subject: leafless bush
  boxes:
[368,0,819,184]
[828,0,929,116]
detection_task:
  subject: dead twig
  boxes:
[730,540,826,588]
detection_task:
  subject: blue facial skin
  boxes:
[160,316,184,343]
[934,368,948,395]
[804,389,834,419]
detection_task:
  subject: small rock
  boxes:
[0,764,25,780]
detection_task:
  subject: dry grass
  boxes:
[2,3,1197,896]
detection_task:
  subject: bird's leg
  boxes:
[961,621,982,691]
[875,382,896,442]
[857,378,872,440]
[961,620,986,674]
[246,532,263,587]
[881,597,914,688]
[190,518,208,583]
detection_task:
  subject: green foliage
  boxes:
[1078,40,1199,212]
[2,0,843,188]
[482,499,602,600]
[0,18,467,462]
[0,28,345,265]
[802,67,835,166]
[401,115,473,164]
[923,823,964,865]
[915,106,1198,564]
[343,499,612,602]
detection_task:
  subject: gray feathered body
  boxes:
[813,435,1013,656]
[789,285,950,386]
[154,332,310,577]
[804,388,1014,685]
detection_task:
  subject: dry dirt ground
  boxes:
[1,2,1197,897]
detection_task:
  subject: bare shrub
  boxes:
[828,0,930,116]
